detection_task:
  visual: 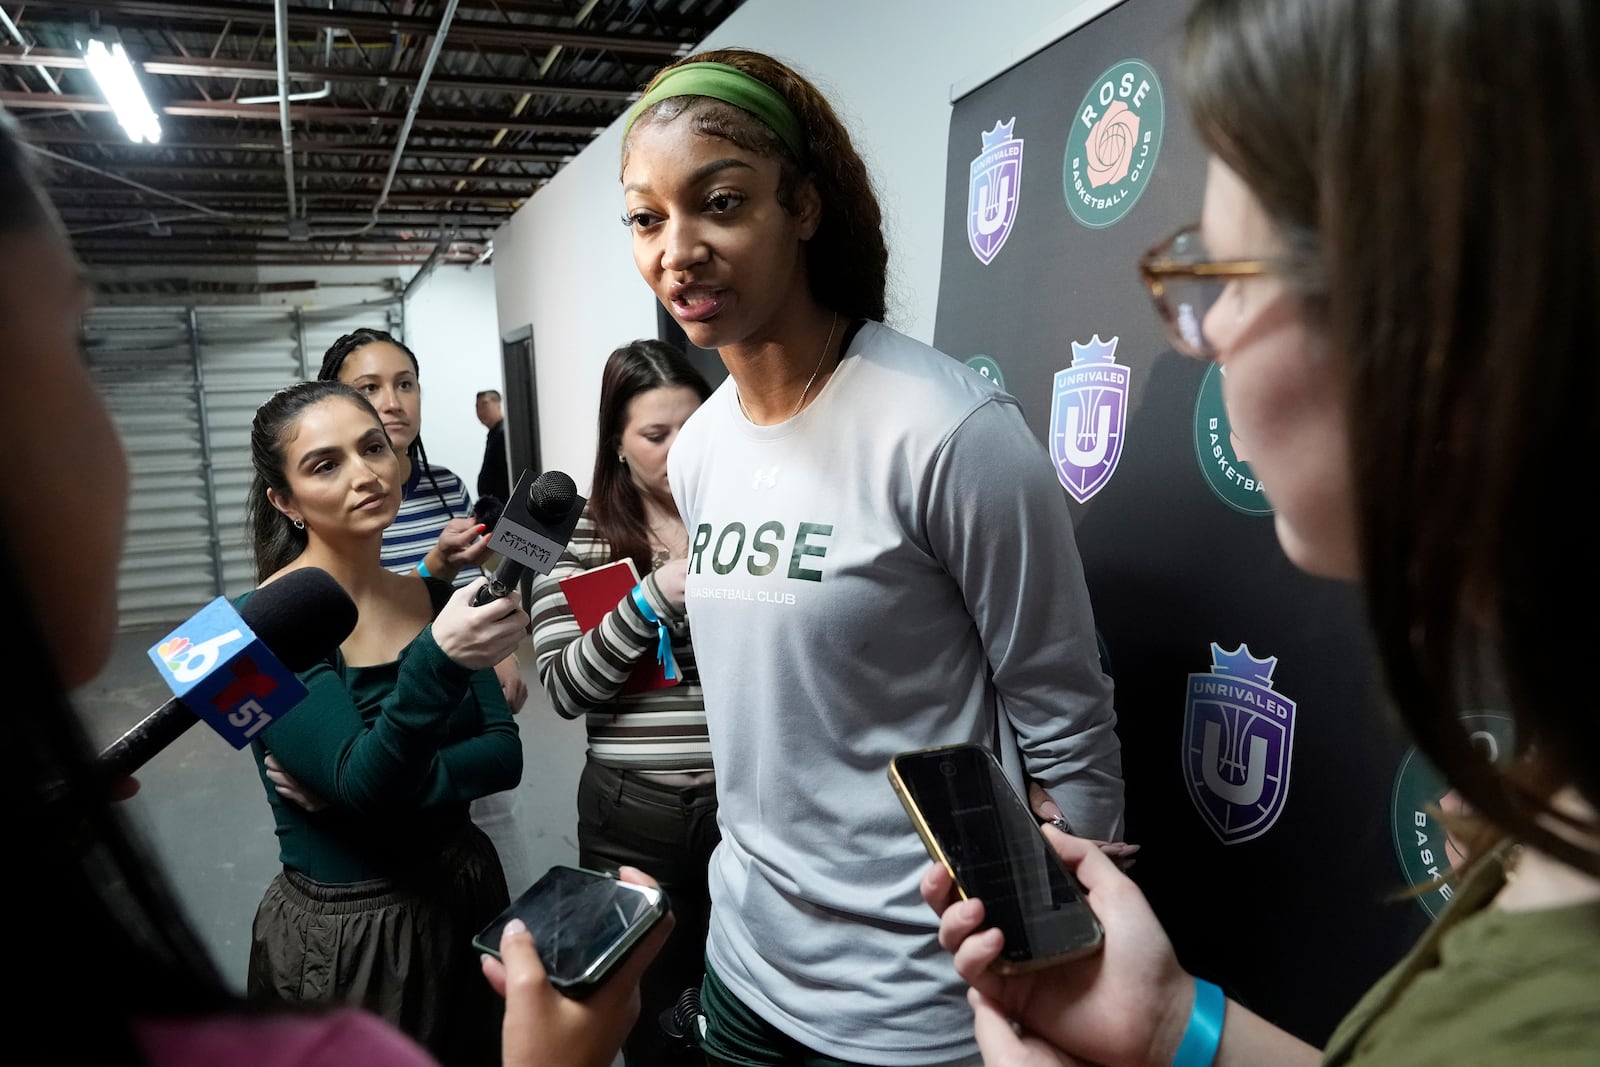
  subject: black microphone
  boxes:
[97,567,358,781]
[470,469,585,607]
[471,494,505,532]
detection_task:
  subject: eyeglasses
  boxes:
[1137,224,1271,361]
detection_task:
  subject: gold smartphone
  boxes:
[889,742,1103,973]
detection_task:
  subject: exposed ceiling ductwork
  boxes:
[0,0,747,268]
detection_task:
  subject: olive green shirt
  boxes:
[1325,845,1600,1065]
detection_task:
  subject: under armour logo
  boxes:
[751,465,780,490]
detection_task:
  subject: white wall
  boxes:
[403,262,505,489]
[492,0,1117,488]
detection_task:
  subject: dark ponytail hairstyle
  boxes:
[317,328,457,519]
[589,338,711,576]
[246,380,384,582]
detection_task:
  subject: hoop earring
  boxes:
[618,454,627,465]
[292,518,305,530]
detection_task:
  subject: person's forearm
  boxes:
[1211,998,1321,1067]
[420,548,460,583]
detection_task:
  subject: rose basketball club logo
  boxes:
[1183,643,1297,844]
[1192,363,1271,516]
[1389,712,1515,917]
[1050,334,1128,503]
[965,354,1006,390]
[968,118,1024,265]
[1063,59,1164,229]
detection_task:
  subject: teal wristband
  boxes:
[416,559,433,580]
[1172,977,1224,1067]
[629,584,678,681]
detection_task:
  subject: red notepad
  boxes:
[557,558,679,693]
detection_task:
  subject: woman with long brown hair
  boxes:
[529,337,714,1067]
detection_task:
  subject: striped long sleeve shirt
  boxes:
[380,462,483,587]
[528,508,709,772]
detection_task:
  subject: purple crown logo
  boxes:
[968,117,1024,267]
[1183,641,1297,844]
[1069,334,1119,366]
[981,118,1017,151]
[1208,642,1279,687]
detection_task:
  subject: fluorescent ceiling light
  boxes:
[83,39,161,144]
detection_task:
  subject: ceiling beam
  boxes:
[0,91,608,133]
[57,208,504,226]
[0,47,643,101]
[15,127,582,161]
[52,159,549,183]
[18,1,691,57]
[45,185,532,205]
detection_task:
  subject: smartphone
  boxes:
[888,742,1104,973]
[472,864,669,998]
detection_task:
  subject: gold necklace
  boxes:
[738,312,841,421]
[791,312,840,418]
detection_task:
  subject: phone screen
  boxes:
[473,865,666,992]
[890,744,1102,970]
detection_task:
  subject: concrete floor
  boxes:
[71,624,588,991]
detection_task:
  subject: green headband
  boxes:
[622,61,806,159]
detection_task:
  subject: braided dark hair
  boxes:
[317,328,457,519]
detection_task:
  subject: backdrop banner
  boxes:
[931,0,1434,1045]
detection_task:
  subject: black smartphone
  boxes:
[472,864,669,998]
[889,742,1104,973]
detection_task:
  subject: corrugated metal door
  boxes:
[83,301,402,629]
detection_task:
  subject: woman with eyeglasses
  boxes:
[924,1,1600,1064]
[618,47,1127,1067]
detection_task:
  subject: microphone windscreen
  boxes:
[240,567,357,671]
[527,470,578,524]
[472,495,505,530]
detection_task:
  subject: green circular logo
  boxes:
[1390,713,1516,917]
[965,354,1005,390]
[1062,59,1164,229]
[1192,364,1270,515]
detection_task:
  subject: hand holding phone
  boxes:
[474,864,670,998]
[890,742,1104,973]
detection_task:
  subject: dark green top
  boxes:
[237,584,521,884]
[1324,842,1600,1065]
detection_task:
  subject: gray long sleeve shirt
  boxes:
[669,320,1123,1064]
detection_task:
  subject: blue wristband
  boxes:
[416,559,433,580]
[629,584,678,681]
[1172,977,1224,1067]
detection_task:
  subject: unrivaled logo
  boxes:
[1050,334,1128,503]
[1183,643,1297,844]
[968,118,1024,265]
